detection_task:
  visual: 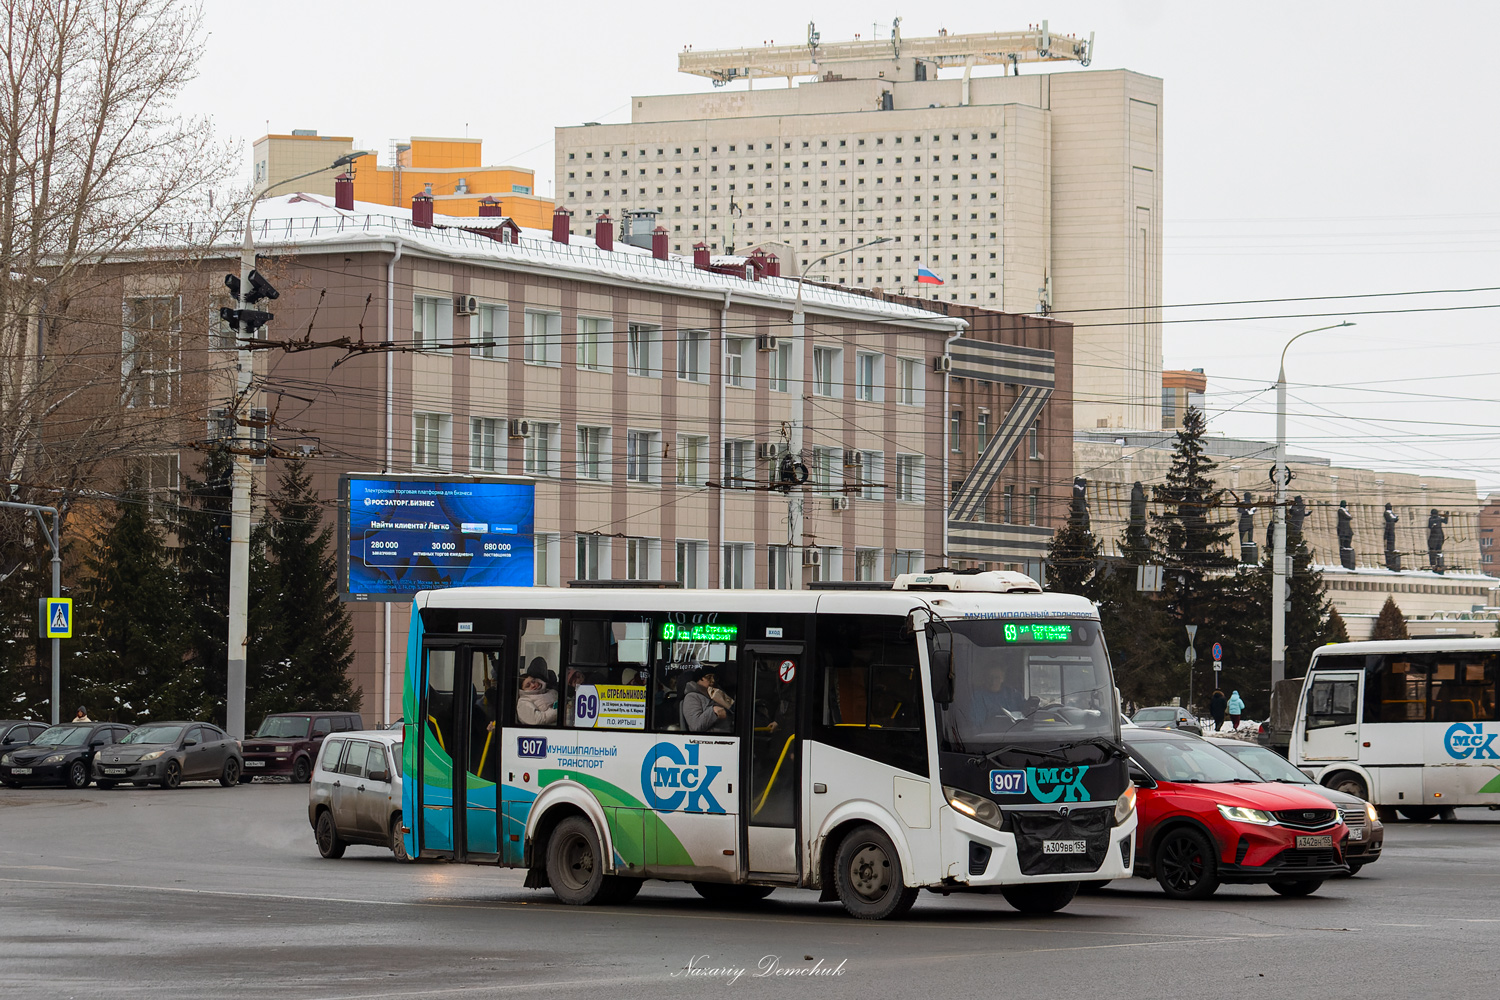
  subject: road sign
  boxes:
[1185,646,1198,665]
[1186,625,1199,642]
[1212,642,1223,662]
[40,597,71,639]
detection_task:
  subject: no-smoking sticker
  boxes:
[778,660,796,683]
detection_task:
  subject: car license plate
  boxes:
[1043,840,1087,855]
[1296,835,1333,849]
[1350,828,1364,841]
[11,767,31,774]
[244,760,264,767]
[102,768,126,775]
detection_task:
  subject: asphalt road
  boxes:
[2,779,1498,1000]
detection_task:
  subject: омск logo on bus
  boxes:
[641,742,725,813]
[1445,723,1500,760]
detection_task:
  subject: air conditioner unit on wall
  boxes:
[507,419,532,439]
[757,334,780,352]
[757,441,781,461]
[832,496,850,511]
[802,547,823,567]
[843,449,864,468]
[455,294,479,316]
[933,354,953,373]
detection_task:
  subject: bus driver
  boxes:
[974,663,1027,720]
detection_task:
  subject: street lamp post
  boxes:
[786,238,889,588]
[225,153,364,739]
[1271,320,1354,685]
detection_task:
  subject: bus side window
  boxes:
[1432,656,1497,723]
[1306,678,1358,729]
[516,619,561,729]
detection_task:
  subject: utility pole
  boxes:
[788,238,889,588]
[1271,321,1353,686]
[223,154,363,737]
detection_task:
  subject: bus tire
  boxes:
[1076,880,1112,894]
[546,815,610,905]
[599,876,644,904]
[1001,881,1079,914]
[833,824,918,920]
[1269,879,1323,897]
[1324,771,1367,800]
[1398,806,1438,822]
[692,882,775,904]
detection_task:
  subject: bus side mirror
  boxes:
[929,647,953,705]
[1128,763,1156,788]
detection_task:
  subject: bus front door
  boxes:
[419,640,504,861]
[745,643,802,877]
[1302,672,1361,761]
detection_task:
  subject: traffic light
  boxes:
[221,270,279,338]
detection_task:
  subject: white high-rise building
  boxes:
[555,27,1163,430]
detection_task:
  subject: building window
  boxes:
[726,337,754,388]
[137,452,181,519]
[576,535,609,581]
[471,304,507,360]
[897,357,923,406]
[676,434,709,486]
[858,451,884,501]
[810,546,842,583]
[678,329,709,382]
[723,439,753,486]
[1029,420,1042,459]
[812,346,841,397]
[891,549,923,577]
[768,545,793,590]
[855,547,881,582]
[522,422,558,476]
[977,409,990,452]
[577,426,609,481]
[676,540,707,589]
[470,417,502,471]
[625,537,660,581]
[626,430,660,484]
[1003,485,1014,523]
[722,542,751,589]
[950,410,963,452]
[413,412,451,470]
[812,447,841,491]
[534,533,560,587]
[412,294,450,350]
[854,352,882,402]
[524,310,561,365]
[894,454,923,502]
[627,323,661,377]
[769,341,793,392]
[577,316,611,371]
[122,295,182,408]
[1029,487,1040,525]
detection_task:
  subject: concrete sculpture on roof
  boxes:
[1071,476,1091,534]
[1427,509,1449,574]
[1337,500,1356,571]
[1384,503,1401,572]
[1237,491,1257,565]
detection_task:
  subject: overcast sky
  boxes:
[188,1,1500,497]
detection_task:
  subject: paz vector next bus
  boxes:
[400,571,1137,919]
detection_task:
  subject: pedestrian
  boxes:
[1227,690,1245,730]
[73,706,91,723]
[1208,689,1227,732]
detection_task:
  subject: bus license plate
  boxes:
[11,767,31,774]
[1043,840,1087,855]
[1296,835,1333,849]
[102,768,126,775]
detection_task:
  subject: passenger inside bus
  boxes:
[683,666,734,733]
[516,658,559,726]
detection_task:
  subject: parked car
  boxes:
[0,722,131,788]
[242,711,363,783]
[308,730,406,861]
[93,722,244,789]
[1121,728,1350,899]
[0,720,48,750]
[1207,737,1384,874]
[1131,706,1203,735]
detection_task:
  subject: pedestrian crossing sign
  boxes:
[40,598,71,639]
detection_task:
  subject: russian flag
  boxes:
[916,267,943,285]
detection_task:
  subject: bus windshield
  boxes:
[936,618,1116,750]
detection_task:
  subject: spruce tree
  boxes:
[1245,531,1335,680]
[176,450,233,722]
[1372,596,1409,640]
[1323,606,1351,644]
[0,521,53,720]
[1045,489,1101,596]
[72,482,195,722]
[259,459,358,713]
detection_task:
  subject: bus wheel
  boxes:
[1269,879,1323,897]
[1398,806,1438,822]
[692,882,775,904]
[834,824,918,920]
[599,877,644,904]
[546,816,610,905]
[1325,772,1367,800]
[1001,881,1079,914]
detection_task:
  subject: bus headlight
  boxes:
[1217,804,1277,825]
[1114,785,1136,824]
[944,785,1003,829]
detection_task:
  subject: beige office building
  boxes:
[555,31,1162,431]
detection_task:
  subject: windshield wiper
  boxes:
[1053,736,1130,760]
[972,744,1069,766]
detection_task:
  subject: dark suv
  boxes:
[241,712,363,783]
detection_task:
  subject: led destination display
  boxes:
[1002,622,1074,643]
[659,622,739,642]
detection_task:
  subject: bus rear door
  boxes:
[1302,671,1362,761]
[744,643,802,878]
[419,640,504,861]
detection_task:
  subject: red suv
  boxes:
[241,712,362,783]
[1123,728,1349,899]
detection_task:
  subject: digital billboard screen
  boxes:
[342,475,535,600]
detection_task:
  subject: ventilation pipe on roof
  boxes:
[334,172,354,211]
[693,243,711,270]
[652,227,669,261]
[478,196,503,217]
[412,191,434,228]
[595,211,614,252]
[552,207,572,244]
